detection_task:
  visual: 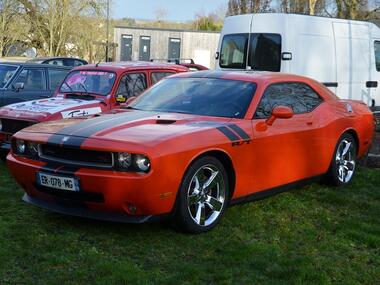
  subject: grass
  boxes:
[0,161,379,285]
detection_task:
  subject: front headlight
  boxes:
[16,140,26,154]
[117,152,132,169]
[134,154,150,172]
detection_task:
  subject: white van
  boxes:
[216,13,380,107]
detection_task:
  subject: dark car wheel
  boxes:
[326,133,357,186]
[173,156,230,234]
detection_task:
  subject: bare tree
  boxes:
[0,0,27,56]
[19,0,106,56]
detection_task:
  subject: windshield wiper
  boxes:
[122,106,141,110]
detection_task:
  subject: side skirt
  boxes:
[229,175,324,206]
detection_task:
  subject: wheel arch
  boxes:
[343,128,360,155]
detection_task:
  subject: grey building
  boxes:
[113,26,220,69]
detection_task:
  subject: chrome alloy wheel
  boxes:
[187,165,226,227]
[335,139,356,183]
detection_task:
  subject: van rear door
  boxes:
[371,39,380,107]
[333,22,372,104]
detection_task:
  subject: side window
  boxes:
[13,68,46,90]
[48,69,69,90]
[47,59,64,66]
[254,83,322,118]
[74,60,85,67]
[375,41,380,72]
[116,73,147,98]
[151,72,174,85]
[248,34,281,72]
[219,34,248,69]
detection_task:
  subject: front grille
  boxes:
[1,119,34,134]
[39,144,114,168]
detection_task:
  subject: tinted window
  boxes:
[151,72,174,85]
[74,60,85,66]
[47,59,64,66]
[116,73,147,98]
[375,41,380,72]
[0,65,18,88]
[248,34,281,72]
[130,78,256,119]
[220,34,248,69]
[255,83,322,118]
[60,70,116,96]
[48,69,69,90]
[14,68,46,90]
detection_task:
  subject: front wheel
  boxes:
[326,133,357,186]
[173,156,229,234]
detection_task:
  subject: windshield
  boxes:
[0,65,18,88]
[59,70,116,96]
[129,78,256,119]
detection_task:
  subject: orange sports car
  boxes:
[7,71,375,233]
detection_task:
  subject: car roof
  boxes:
[72,61,189,73]
[171,70,321,84]
[28,57,87,62]
[0,62,72,70]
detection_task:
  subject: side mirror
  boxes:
[13,82,24,91]
[266,106,294,126]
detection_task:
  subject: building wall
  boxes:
[114,27,220,69]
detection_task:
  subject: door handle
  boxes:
[366,81,378,88]
[307,121,313,126]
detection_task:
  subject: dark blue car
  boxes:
[0,62,71,107]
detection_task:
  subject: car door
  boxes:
[113,72,148,106]
[2,67,50,106]
[250,82,324,192]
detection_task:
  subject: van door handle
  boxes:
[366,81,378,88]
[307,121,313,126]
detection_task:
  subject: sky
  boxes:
[112,0,228,22]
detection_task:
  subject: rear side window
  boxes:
[14,68,46,90]
[375,41,380,71]
[117,73,147,98]
[255,82,323,118]
[47,59,64,66]
[248,34,281,72]
[151,72,174,85]
[48,69,69,90]
[220,34,248,69]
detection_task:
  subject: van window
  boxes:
[248,34,281,72]
[375,41,380,72]
[254,82,323,118]
[117,73,147,98]
[220,34,248,69]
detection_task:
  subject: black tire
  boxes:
[326,133,357,186]
[173,156,230,234]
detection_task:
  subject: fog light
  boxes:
[28,142,39,156]
[16,140,26,154]
[117,152,132,169]
[128,203,137,214]
[135,154,150,172]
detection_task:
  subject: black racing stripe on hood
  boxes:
[47,111,158,147]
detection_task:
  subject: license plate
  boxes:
[37,172,80,192]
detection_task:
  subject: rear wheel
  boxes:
[173,156,229,234]
[326,133,357,186]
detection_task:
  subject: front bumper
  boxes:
[23,193,154,223]
[7,153,180,219]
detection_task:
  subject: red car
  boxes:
[7,71,375,233]
[0,62,188,153]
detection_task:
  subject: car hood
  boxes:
[21,110,233,147]
[0,97,104,121]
